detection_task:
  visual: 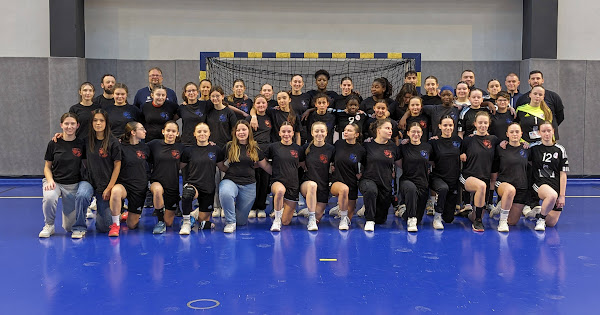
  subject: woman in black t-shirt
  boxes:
[105,83,141,138]
[333,77,363,110]
[251,91,302,145]
[361,77,397,119]
[178,82,211,145]
[140,85,179,142]
[260,83,278,108]
[226,79,253,120]
[330,124,366,230]
[363,101,400,145]
[109,122,149,230]
[421,76,442,105]
[148,121,185,234]
[403,97,430,143]
[179,123,227,234]
[69,82,99,140]
[220,120,270,233]
[459,111,499,232]
[266,122,305,232]
[359,119,402,232]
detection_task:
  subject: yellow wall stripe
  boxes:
[388,52,403,59]
[332,53,346,58]
[248,52,262,58]
[416,72,422,87]
[220,52,234,58]
[199,71,206,81]
[304,52,319,58]
[276,52,290,58]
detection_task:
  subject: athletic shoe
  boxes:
[426,199,435,216]
[535,218,546,231]
[522,205,532,218]
[88,197,97,211]
[329,205,340,217]
[189,216,196,229]
[472,220,485,232]
[433,213,444,230]
[407,217,418,232]
[270,211,276,218]
[120,211,128,222]
[270,218,282,232]
[38,224,55,238]
[364,221,375,232]
[297,208,310,218]
[86,208,94,219]
[490,204,501,217]
[248,210,257,218]
[531,206,542,217]
[293,210,298,217]
[198,220,215,230]
[257,210,267,218]
[179,219,192,235]
[224,223,236,233]
[394,204,406,218]
[71,230,86,239]
[212,208,220,218]
[123,203,128,210]
[339,216,350,230]
[356,205,366,217]
[486,203,494,212]
[307,216,318,231]
[153,221,166,234]
[220,208,225,218]
[108,223,120,237]
[498,219,509,232]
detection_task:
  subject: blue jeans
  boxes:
[219,179,256,225]
[94,192,112,233]
[42,179,77,231]
[73,181,93,232]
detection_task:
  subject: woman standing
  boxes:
[178,82,211,145]
[105,83,141,137]
[516,85,555,143]
[226,79,253,120]
[140,85,179,142]
[334,77,363,110]
[260,83,278,108]
[69,82,100,140]
[361,77,397,119]
[421,76,442,105]
[458,88,488,138]
[247,95,273,218]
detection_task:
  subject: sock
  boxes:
[308,211,316,219]
[156,207,165,222]
[183,215,190,221]
[340,210,348,217]
[475,207,484,219]
[275,209,283,219]
[111,215,120,225]
[500,209,509,221]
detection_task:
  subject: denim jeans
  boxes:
[94,192,112,233]
[73,181,93,232]
[219,179,256,225]
[42,179,78,231]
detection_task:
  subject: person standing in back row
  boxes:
[133,67,178,108]
[93,74,116,109]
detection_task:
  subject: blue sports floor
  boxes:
[1,179,599,314]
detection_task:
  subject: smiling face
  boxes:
[439,117,454,137]
[456,83,469,99]
[425,78,438,96]
[408,125,422,142]
[474,114,489,135]
[260,84,274,100]
[184,84,198,102]
[290,75,304,92]
[194,123,210,143]
[79,84,95,102]
[340,79,353,96]
[61,117,78,136]
[148,69,163,86]
[487,80,501,97]
[408,98,422,116]
[279,125,294,143]
[152,88,167,106]
[528,73,544,88]
[277,91,290,109]
[162,122,179,143]
[235,123,249,143]
[210,90,224,105]
[254,96,268,114]
[461,71,475,87]
[496,96,509,111]
[311,123,327,143]
[199,81,212,98]
[346,99,359,114]
[374,102,388,118]
[505,75,520,93]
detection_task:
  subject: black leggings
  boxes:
[398,180,429,224]
[359,179,392,224]
[429,177,458,223]
[251,168,270,211]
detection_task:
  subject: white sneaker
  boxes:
[356,205,365,217]
[86,208,94,219]
[257,210,266,218]
[293,210,298,217]
[248,210,257,218]
[407,217,418,232]
[270,211,276,218]
[394,204,406,218]
[179,219,192,235]
[426,199,435,216]
[224,223,236,233]
[220,208,225,217]
[212,207,220,218]
[364,220,375,232]
[39,224,55,238]
[498,219,509,232]
[270,218,282,232]
[297,208,310,218]
[307,216,318,231]
[433,213,444,230]
[88,197,97,211]
[522,205,532,218]
[191,209,199,221]
[535,218,546,231]
[339,216,350,230]
[71,230,86,239]
[531,206,542,217]
[329,205,340,217]
[490,204,501,217]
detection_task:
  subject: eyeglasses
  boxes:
[186,89,198,93]
[149,74,162,78]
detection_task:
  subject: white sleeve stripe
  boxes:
[555,144,568,158]
[562,167,570,172]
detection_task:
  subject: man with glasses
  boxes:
[133,67,178,108]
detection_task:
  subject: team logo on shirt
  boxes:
[72,148,82,157]
[301,100,308,109]
[160,112,170,120]
[384,150,393,159]
[519,149,527,159]
[290,150,298,158]
[219,114,227,122]
[136,150,146,159]
[208,152,216,161]
[482,139,492,149]
[355,114,361,121]
[194,110,203,117]
[240,103,248,113]
[246,151,251,157]
[265,120,271,128]
[419,120,427,129]
[420,150,429,159]
[452,141,460,148]
[319,154,329,164]
[98,147,108,158]
[506,118,513,124]
[450,112,457,120]
[171,150,181,159]
[349,153,358,163]
[553,152,559,159]
[123,111,133,119]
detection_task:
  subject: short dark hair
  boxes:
[462,69,474,76]
[314,69,330,80]
[529,70,543,79]
[405,70,417,78]
[101,74,115,83]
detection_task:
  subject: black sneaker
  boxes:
[472,219,484,232]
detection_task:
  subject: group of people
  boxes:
[39,67,568,239]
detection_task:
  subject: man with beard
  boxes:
[93,74,116,109]
[133,67,178,108]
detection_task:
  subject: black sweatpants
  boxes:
[359,179,392,224]
[430,176,458,223]
[251,168,270,211]
[399,180,429,224]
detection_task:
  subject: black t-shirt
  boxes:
[305,111,336,144]
[331,140,366,185]
[147,140,185,196]
[117,142,150,192]
[105,104,141,137]
[266,108,301,143]
[86,137,122,193]
[93,94,115,109]
[364,118,400,141]
[421,95,442,105]
[226,96,253,120]
[223,143,266,185]
[289,93,312,115]
[515,106,548,143]
[178,100,211,145]
[458,106,488,136]
[399,142,432,190]
[140,101,179,142]
[267,99,278,109]
[334,110,367,136]
[404,114,430,143]
[529,142,569,191]
[361,140,400,187]
[495,143,529,190]
[266,142,305,188]
[360,97,398,120]
[44,138,86,185]
[490,111,514,142]
[245,114,272,150]
[69,103,100,140]
[461,134,499,180]
[302,143,335,189]
[333,93,363,110]
[429,136,461,184]
[422,105,460,137]
[181,143,225,193]
[206,106,238,147]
